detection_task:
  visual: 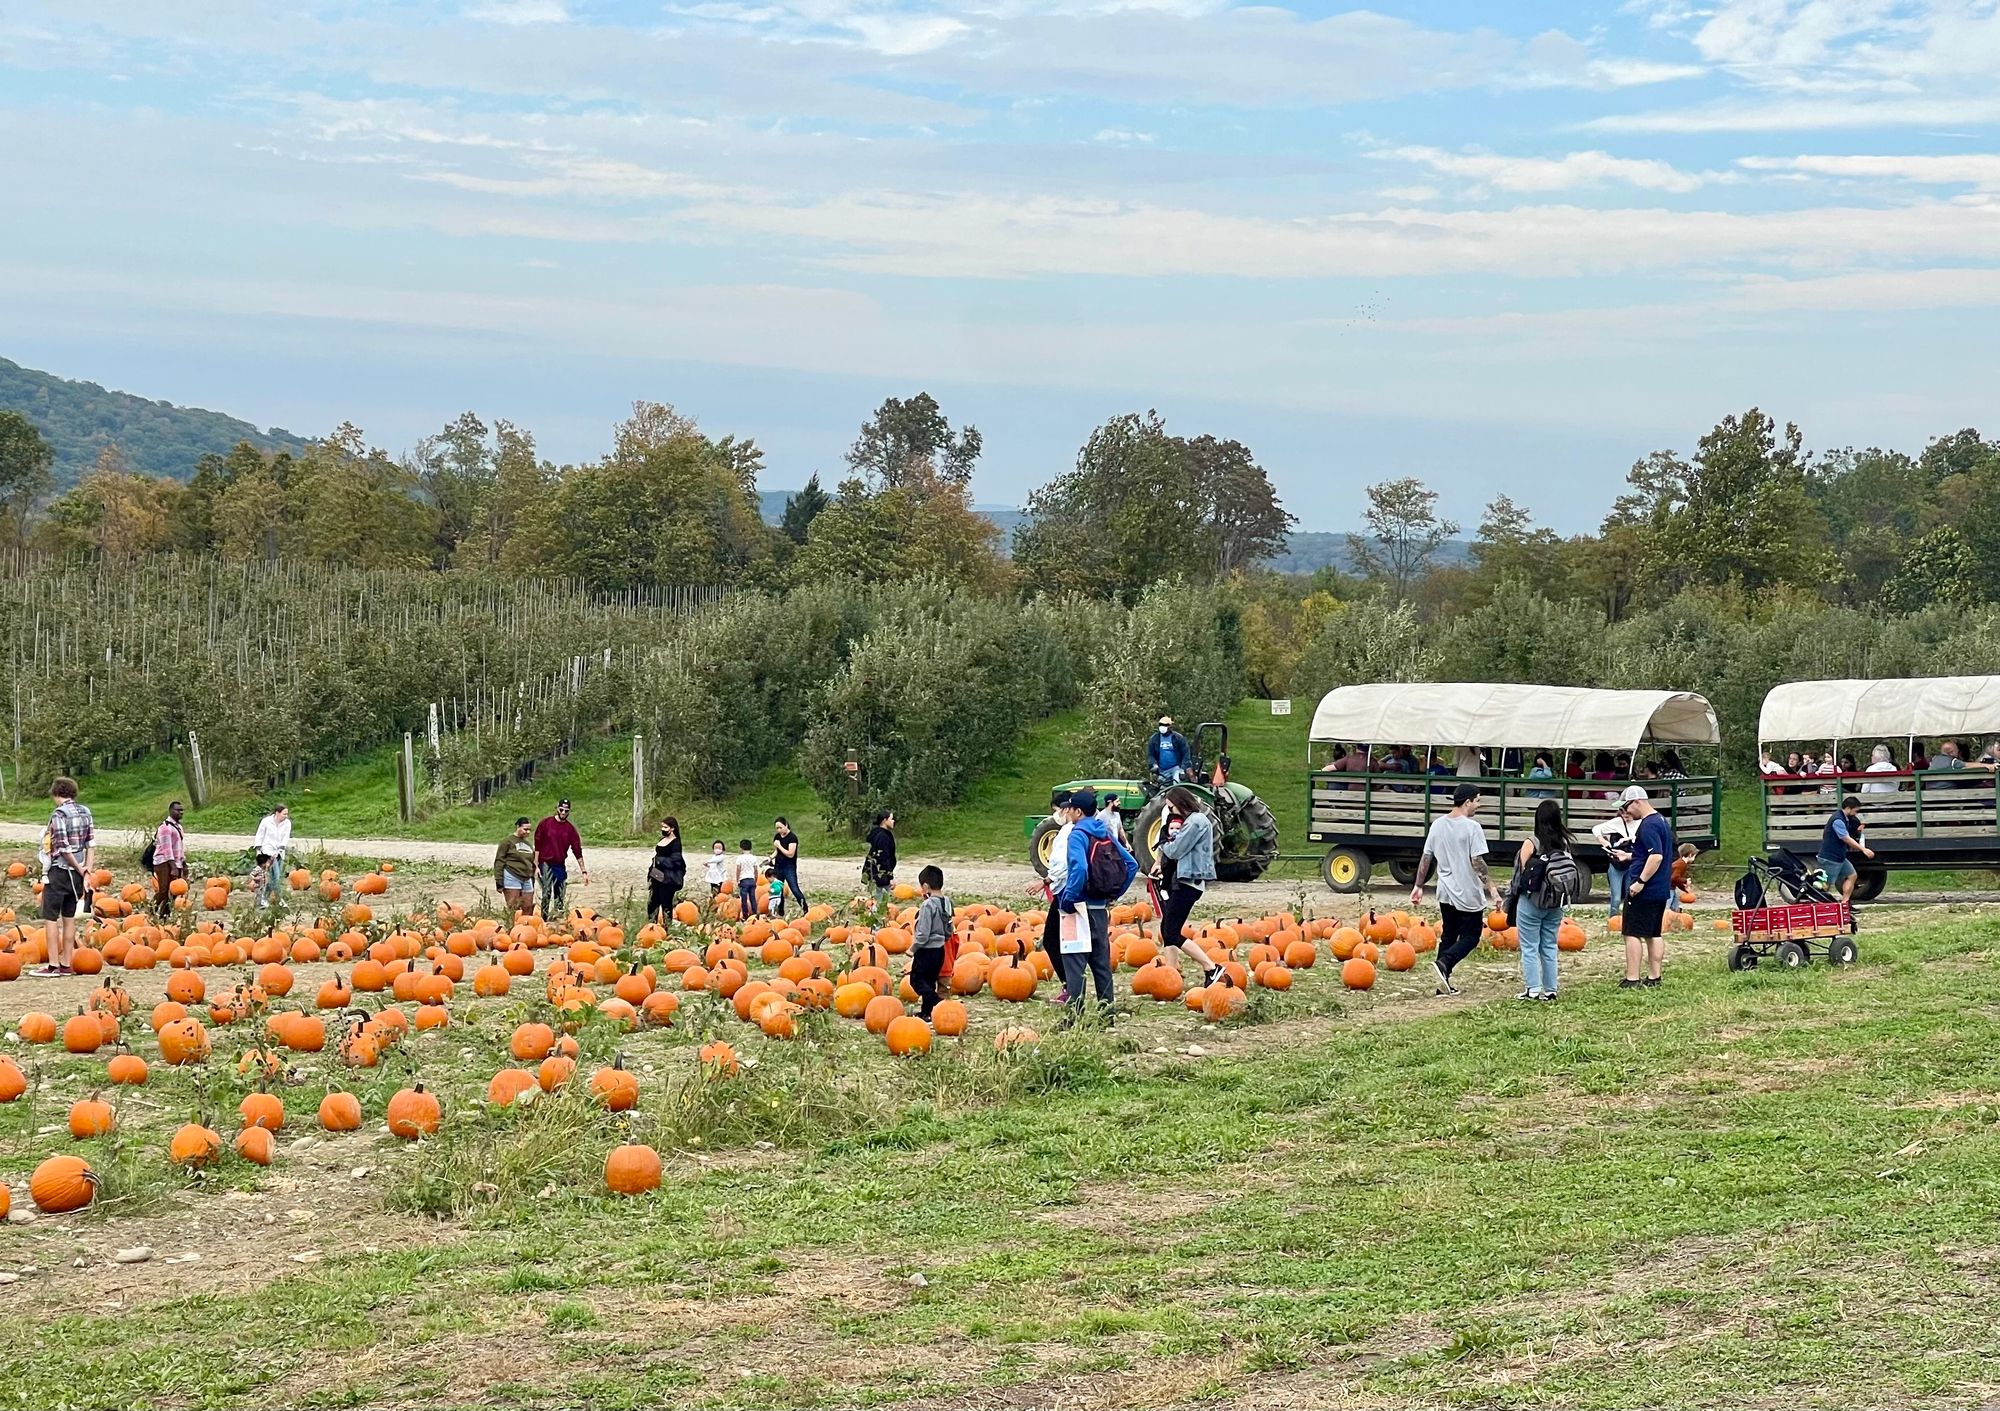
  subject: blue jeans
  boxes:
[1605,861,1624,918]
[1517,895,1563,996]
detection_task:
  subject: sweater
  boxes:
[534,817,584,866]
[495,836,537,888]
[913,893,952,950]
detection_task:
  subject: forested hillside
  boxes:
[0,356,306,484]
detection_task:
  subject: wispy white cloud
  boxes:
[464,0,571,24]
[1590,92,2000,132]
[1091,127,1155,144]
[1379,144,1715,193]
[1740,151,2000,189]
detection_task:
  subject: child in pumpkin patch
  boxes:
[910,865,951,1022]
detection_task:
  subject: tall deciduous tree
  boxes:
[1347,476,1457,602]
[846,393,981,489]
[523,401,777,589]
[1015,411,1291,600]
[0,410,55,549]
[1618,409,1832,594]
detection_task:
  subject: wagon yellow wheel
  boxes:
[1322,847,1369,894]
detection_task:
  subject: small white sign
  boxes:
[1270,699,1292,716]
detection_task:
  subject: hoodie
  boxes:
[1059,814,1137,912]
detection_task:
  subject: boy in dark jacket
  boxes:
[910,865,951,1021]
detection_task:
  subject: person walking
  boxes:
[1409,783,1502,997]
[704,840,728,898]
[646,816,686,923]
[1817,793,1875,905]
[33,777,94,977]
[249,803,292,910]
[1056,788,1136,1024]
[1152,786,1227,990]
[1148,716,1192,784]
[771,817,807,913]
[1619,785,1675,988]
[494,817,537,916]
[862,811,897,910]
[533,800,589,920]
[1032,791,1077,1008]
[910,864,951,1021]
[1509,799,1579,1002]
[150,800,187,916]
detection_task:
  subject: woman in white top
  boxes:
[1862,743,1902,793]
[250,804,292,910]
[1591,811,1636,920]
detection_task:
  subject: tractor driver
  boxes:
[1149,716,1192,784]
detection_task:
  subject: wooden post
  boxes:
[398,733,417,822]
[184,733,210,809]
[631,734,645,835]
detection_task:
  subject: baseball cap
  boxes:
[1051,788,1073,809]
[1619,785,1650,805]
[1450,783,1481,807]
[1158,715,1174,726]
[1071,787,1099,814]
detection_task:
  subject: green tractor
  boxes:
[1026,722,1280,884]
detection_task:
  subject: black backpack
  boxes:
[1538,848,1584,907]
[1082,832,1131,902]
[138,832,157,871]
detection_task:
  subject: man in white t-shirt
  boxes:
[1410,783,1502,997]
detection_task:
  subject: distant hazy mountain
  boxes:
[758,490,1465,573]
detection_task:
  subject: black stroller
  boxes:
[1734,850,1839,909]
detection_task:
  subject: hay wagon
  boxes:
[1759,675,2000,901]
[1306,683,1722,894]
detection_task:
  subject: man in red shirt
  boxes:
[533,800,590,919]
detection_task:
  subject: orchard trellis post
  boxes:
[631,735,645,834]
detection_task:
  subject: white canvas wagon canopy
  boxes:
[1759,676,2000,749]
[1310,683,1721,754]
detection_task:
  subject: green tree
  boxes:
[1884,526,1982,613]
[1346,476,1457,602]
[846,393,981,489]
[1469,493,1566,598]
[1015,411,1291,599]
[781,473,831,544]
[790,477,1005,591]
[410,411,496,566]
[0,410,55,548]
[1618,409,1832,594]
[532,402,777,589]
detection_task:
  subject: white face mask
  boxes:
[1159,725,1170,734]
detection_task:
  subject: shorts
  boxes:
[1622,896,1668,940]
[1818,857,1856,886]
[502,872,532,891]
[40,867,85,922]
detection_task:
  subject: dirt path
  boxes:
[0,821,1348,917]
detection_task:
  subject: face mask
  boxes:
[1159,726,1170,735]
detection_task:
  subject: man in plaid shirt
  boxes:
[36,776,94,976]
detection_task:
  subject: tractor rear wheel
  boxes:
[1131,796,1171,877]
[1028,817,1063,879]
[1215,794,1280,883]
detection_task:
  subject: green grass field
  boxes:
[6,896,1999,1409]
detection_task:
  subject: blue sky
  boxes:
[3,1,1996,532]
